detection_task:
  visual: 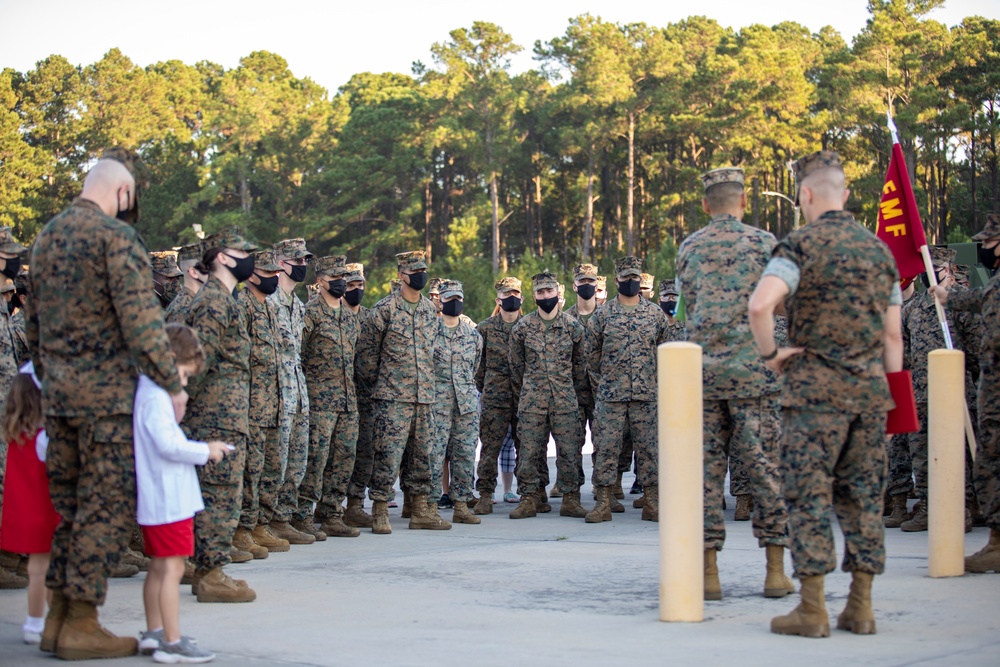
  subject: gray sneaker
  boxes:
[139,629,198,656]
[153,636,215,664]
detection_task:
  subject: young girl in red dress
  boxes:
[0,362,60,644]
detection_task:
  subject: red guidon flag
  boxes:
[876,142,928,286]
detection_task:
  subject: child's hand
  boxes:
[207,441,230,463]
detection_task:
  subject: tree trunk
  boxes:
[626,111,636,255]
[490,173,500,273]
[971,115,977,233]
[534,167,543,256]
[424,180,433,262]
[583,145,595,261]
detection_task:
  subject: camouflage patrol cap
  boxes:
[100,147,150,194]
[640,273,654,289]
[176,242,203,265]
[614,256,644,279]
[929,245,956,268]
[596,276,607,291]
[344,262,365,282]
[252,249,281,272]
[792,150,843,204]
[428,277,443,295]
[274,238,313,260]
[494,276,522,293]
[396,250,427,271]
[701,167,744,191]
[971,212,1000,241]
[659,279,678,297]
[0,226,27,255]
[0,279,14,294]
[149,251,182,278]
[531,271,559,291]
[438,279,464,299]
[314,255,348,277]
[204,226,258,252]
[573,263,599,281]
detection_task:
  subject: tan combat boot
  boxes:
[585,487,613,523]
[122,546,151,571]
[641,486,659,522]
[0,565,27,589]
[269,520,316,544]
[534,489,552,513]
[549,482,563,499]
[882,495,908,528]
[704,549,722,600]
[965,528,1000,573]
[230,544,254,563]
[251,524,290,552]
[452,501,481,525]
[770,575,830,638]
[409,495,452,530]
[40,588,67,652]
[110,562,139,578]
[900,500,928,532]
[734,494,753,521]
[609,489,625,514]
[510,494,538,519]
[233,527,269,559]
[632,494,645,509]
[764,545,795,598]
[196,567,257,603]
[401,491,413,519]
[292,518,328,542]
[372,500,392,534]
[612,472,625,500]
[837,571,876,634]
[559,490,589,518]
[344,497,374,528]
[473,493,494,515]
[320,514,361,537]
[55,600,138,660]
[181,559,196,586]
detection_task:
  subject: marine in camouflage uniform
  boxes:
[563,264,600,496]
[473,277,527,515]
[165,242,205,325]
[587,257,670,523]
[429,280,483,524]
[303,257,362,538]
[27,149,183,657]
[269,238,315,544]
[343,263,377,527]
[677,167,791,601]
[639,272,655,301]
[595,275,608,306]
[149,250,183,309]
[507,271,590,519]
[752,151,902,637]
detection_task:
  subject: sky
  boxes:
[1,0,997,94]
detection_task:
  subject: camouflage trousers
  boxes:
[593,400,657,488]
[517,409,582,495]
[781,409,886,577]
[729,456,750,496]
[241,424,280,530]
[309,410,360,522]
[909,396,980,504]
[369,401,434,501]
[430,398,480,503]
[617,422,636,474]
[476,404,523,496]
[258,423,287,526]
[44,415,134,604]
[704,397,786,550]
[192,427,247,571]
[275,409,310,522]
[976,374,1000,529]
[347,398,375,501]
[886,432,914,498]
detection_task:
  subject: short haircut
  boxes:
[705,182,744,211]
[801,167,845,201]
[165,323,206,374]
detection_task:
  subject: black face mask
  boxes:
[442,299,464,317]
[405,271,428,291]
[116,190,139,224]
[576,283,596,300]
[500,295,522,312]
[660,300,677,317]
[225,254,255,283]
[254,274,279,295]
[536,296,559,313]
[978,244,1000,273]
[11,292,23,311]
[617,279,641,297]
[286,263,308,283]
[6,300,15,315]
[344,288,364,307]
[326,278,346,298]
[1,257,20,280]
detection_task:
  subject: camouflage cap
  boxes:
[659,279,678,297]
[14,267,29,292]
[314,255,348,277]
[929,245,956,268]
[176,242,203,265]
[396,250,427,271]
[596,276,607,291]
[614,256,644,279]
[640,272,655,289]
[792,150,843,204]
[573,263,599,281]
[274,238,314,260]
[427,277,443,294]
[100,146,150,194]
[953,264,970,287]
[149,251,182,278]
[438,279,464,299]
[494,276,522,293]
[701,167,744,191]
[344,262,365,282]
[531,271,559,291]
[971,212,1000,241]
[0,278,14,294]
[0,226,27,255]
[204,226,258,252]
[252,249,281,272]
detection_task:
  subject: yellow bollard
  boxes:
[928,349,965,578]
[658,342,704,622]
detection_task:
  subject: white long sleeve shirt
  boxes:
[133,375,208,526]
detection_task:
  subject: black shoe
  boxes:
[629,481,641,495]
[437,494,454,509]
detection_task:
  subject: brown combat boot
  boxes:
[534,489,552,513]
[0,564,27,589]
[764,545,795,598]
[510,494,537,519]
[612,472,625,500]
[122,546,151,571]
[409,495,452,530]
[251,524,290,552]
[549,482,563,499]
[230,545,253,563]
[965,527,1000,573]
[560,490,589,518]
[585,487,613,523]
[704,549,722,600]
[632,495,645,509]
[196,567,256,603]
[883,494,908,528]
[55,600,138,660]
[292,518,327,542]
[40,588,67,652]
[609,489,625,514]
[233,527,269,559]
[269,520,316,544]
[320,514,361,537]
[641,486,659,522]
[452,501,481,525]
[109,562,139,578]
[900,500,928,532]
[181,559,196,586]
[372,500,392,534]
[771,575,830,638]
[473,493,494,515]
[401,491,413,519]
[344,497,374,528]
[734,494,753,521]
[836,571,876,634]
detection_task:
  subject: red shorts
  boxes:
[141,518,195,558]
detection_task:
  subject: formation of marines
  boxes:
[0,145,998,659]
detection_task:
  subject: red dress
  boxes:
[0,429,60,553]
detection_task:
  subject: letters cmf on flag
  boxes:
[876,142,928,282]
